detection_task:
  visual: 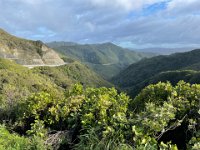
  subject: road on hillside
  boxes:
[24,62,116,69]
[23,63,68,69]
[101,63,116,66]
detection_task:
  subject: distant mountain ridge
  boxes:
[47,41,156,79]
[47,41,78,47]
[0,29,64,65]
[134,47,199,55]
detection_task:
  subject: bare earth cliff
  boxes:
[0,29,64,65]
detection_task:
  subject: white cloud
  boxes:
[0,0,200,48]
[166,0,200,15]
[88,0,168,11]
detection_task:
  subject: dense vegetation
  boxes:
[0,58,110,122]
[112,49,200,96]
[32,61,112,89]
[47,42,155,79]
[0,79,199,149]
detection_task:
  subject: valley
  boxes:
[1,0,200,149]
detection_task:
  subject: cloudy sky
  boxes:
[0,0,200,48]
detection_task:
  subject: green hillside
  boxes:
[0,58,111,105]
[0,58,62,122]
[182,62,200,70]
[127,70,200,97]
[148,70,200,85]
[32,61,112,89]
[47,42,155,79]
[112,49,200,93]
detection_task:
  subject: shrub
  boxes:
[0,124,47,150]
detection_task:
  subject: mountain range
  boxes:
[134,47,199,55]
[2,28,200,97]
[0,28,111,94]
[47,41,156,79]
[1,28,200,149]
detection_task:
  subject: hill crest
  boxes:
[0,28,64,66]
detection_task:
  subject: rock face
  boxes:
[0,29,64,65]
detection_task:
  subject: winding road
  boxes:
[23,63,68,69]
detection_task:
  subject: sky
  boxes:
[0,0,200,48]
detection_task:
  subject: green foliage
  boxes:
[19,85,131,148]
[131,82,173,112]
[74,128,132,150]
[1,74,200,149]
[188,136,200,150]
[130,81,200,149]
[23,90,84,130]
[0,58,111,126]
[23,85,130,135]
[131,100,179,150]
[0,124,47,150]
[80,87,130,137]
[0,59,63,123]
[26,120,48,138]
[136,102,176,133]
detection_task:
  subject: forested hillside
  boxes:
[127,70,200,97]
[0,58,110,103]
[112,49,200,96]
[32,61,112,88]
[47,42,155,79]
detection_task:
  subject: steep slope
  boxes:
[135,47,197,55]
[0,58,112,105]
[0,58,63,104]
[32,61,112,88]
[112,49,200,96]
[148,70,200,84]
[47,42,155,79]
[127,70,200,97]
[0,29,64,65]
[181,62,200,71]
